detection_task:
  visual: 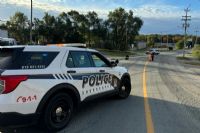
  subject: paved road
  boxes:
[1,51,200,133]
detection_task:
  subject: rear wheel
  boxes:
[42,93,73,131]
[117,78,131,99]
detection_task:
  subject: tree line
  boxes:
[135,34,200,47]
[0,7,143,51]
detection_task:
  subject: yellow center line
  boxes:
[143,61,155,133]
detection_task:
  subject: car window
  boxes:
[66,52,75,68]
[0,48,58,69]
[68,51,92,68]
[91,53,109,67]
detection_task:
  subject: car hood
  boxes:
[113,66,128,73]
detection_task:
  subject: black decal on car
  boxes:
[89,75,95,87]
[82,76,89,88]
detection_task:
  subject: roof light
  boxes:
[47,43,87,48]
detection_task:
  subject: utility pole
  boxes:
[125,24,128,49]
[30,0,33,44]
[195,30,199,45]
[160,32,162,46]
[167,34,169,46]
[182,7,191,57]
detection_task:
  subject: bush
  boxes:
[147,42,155,48]
[176,40,184,49]
[192,45,200,60]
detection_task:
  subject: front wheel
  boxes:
[41,93,73,131]
[117,78,131,99]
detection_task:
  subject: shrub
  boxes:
[176,40,184,49]
[192,45,200,60]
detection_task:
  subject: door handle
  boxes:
[67,70,76,73]
[99,70,105,73]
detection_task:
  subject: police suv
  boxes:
[0,44,131,131]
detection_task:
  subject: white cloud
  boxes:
[0,0,111,16]
[0,0,200,34]
[0,0,69,12]
[133,4,182,18]
[0,0,199,19]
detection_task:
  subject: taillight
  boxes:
[0,75,28,94]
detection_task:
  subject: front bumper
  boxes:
[0,112,38,127]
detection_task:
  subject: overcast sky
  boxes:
[0,0,200,35]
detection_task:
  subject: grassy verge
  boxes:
[192,45,200,60]
[184,62,200,66]
[176,56,191,60]
[176,54,200,66]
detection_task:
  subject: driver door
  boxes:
[89,52,118,93]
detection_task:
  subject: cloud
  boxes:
[134,4,181,18]
[0,0,199,34]
[1,0,200,19]
[0,0,70,12]
[0,0,112,17]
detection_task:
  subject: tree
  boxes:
[85,11,101,47]
[108,7,143,51]
[1,8,143,49]
[127,11,143,47]
[135,35,147,42]
[6,12,29,43]
[42,13,56,43]
[192,45,200,59]
[176,40,184,49]
[67,10,87,43]
[147,35,156,47]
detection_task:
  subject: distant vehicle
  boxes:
[0,37,17,46]
[146,48,160,55]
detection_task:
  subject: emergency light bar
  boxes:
[47,43,87,48]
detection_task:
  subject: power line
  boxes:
[182,8,191,35]
[181,7,191,57]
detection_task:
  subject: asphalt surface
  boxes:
[1,51,200,133]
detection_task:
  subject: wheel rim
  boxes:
[51,101,71,125]
[120,79,131,97]
[121,86,126,91]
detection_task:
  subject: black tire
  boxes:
[117,78,131,99]
[42,93,73,131]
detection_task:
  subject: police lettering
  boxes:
[89,75,95,87]
[82,74,112,88]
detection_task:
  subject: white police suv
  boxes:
[0,44,131,131]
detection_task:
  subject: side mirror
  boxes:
[110,59,119,67]
[115,59,119,64]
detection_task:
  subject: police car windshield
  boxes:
[0,48,58,70]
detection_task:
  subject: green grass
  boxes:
[176,56,191,60]
[192,45,200,60]
[184,62,200,66]
[177,54,200,66]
